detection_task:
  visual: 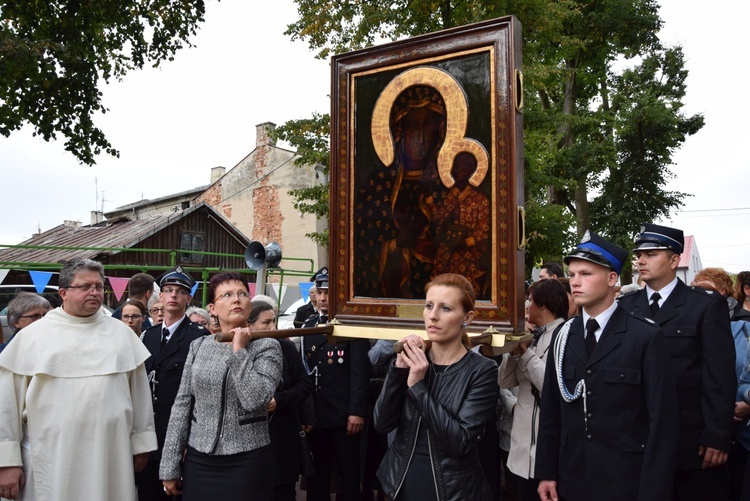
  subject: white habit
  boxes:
[0,307,157,500]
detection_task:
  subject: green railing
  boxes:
[0,244,316,308]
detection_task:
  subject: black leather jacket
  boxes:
[374,350,498,500]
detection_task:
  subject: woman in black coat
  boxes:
[250,301,314,501]
[374,273,498,501]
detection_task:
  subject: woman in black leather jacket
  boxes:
[374,273,498,500]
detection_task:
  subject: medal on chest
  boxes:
[327,350,334,364]
[337,349,345,364]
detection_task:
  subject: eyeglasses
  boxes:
[150,307,164,313]
[215,291,251,301]
[122,314,143,320]
[19,313,46,321]
[162,287,190,296]
[65,284,105,293]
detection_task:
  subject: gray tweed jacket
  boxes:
[159,335,282,480]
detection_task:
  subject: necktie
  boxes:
[318,314,328,326]
[649,292,662,317]
[585,318,599,357]
[160,327,169,352]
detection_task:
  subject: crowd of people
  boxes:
[0,222,747,500]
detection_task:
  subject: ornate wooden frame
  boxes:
[329,16,525,333]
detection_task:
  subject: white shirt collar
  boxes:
[645,276,679,306]
[582,300,618,341]
[161,316,185,341]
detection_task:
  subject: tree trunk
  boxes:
[574,181,590,238]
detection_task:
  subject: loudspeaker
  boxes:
[244,241,282,270]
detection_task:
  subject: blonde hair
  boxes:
[425,273,475,347]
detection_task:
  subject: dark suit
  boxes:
[301,314,370,501]
[136,317,207,501]
[294,301,317,328]
[269,339,313,497]
[536,306,679,501]
[618,281,736,498]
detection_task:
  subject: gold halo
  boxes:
[370,66,489,188]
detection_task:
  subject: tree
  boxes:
[0,0,208,165]
[283,0,703,277]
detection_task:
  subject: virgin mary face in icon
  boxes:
[390,85,447,172]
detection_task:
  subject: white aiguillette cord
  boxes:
[553,318,589,431]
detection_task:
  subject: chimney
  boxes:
[63,220,82,228]
[255,122,277,148]
[90,211,104,225]
[211,166,226,183]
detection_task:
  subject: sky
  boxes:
[1,0,748,272]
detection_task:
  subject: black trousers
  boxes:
[673,465,729,501]
[306,426,361,501]
[136,455,176,501]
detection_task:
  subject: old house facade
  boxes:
[195,122,327,269]
[104,122,327,274]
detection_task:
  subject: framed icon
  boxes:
[329,16,526,333]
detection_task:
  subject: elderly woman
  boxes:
[499,279,569,500]
[148,295,165,325]
[0,292,51,352]
[247,300,313,500]
[160,272,282,500]
[120,299,147,336]
[374,273,498,500]
[186,306,211,328]
[692,267,738,317]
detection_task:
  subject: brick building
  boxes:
[105,122,328,273]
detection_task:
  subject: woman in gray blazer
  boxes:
[160,272,282,500]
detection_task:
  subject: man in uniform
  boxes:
[137,267,207,501]
[301,268,370,500]
[294,283,318,328]
[536,231,679,501]
[618,223,735,500]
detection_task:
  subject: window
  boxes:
[179,232,205,264]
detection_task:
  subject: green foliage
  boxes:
[273,112,330,173]
[285,0,505,59]
[0,0,208,165]
[283,0,703,274]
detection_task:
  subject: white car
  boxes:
[276,297,309,330]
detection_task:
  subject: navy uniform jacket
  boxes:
[535,306,679,501]
[141,316,207,454]
[301,313,369,428]
[618,280,736,470]
[294,302,317,328]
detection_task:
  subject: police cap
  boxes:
[631,223,684,254]
[564,230,628,275]
[312,267,329,290]
[158,266,196,292]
